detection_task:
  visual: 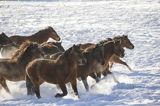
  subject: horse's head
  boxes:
[92,43,105,65]
[0,32,13,45]
[118,35,134,49]
[69,44,87,65]
[23,42,44,60]
[46,26,60,41]
[113,40,125,58]
[49,41,65,52]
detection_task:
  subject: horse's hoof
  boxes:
[37,96,41,99]
[116,81,120,84]
[55,93,64,98]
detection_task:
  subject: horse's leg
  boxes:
[26,74,41,98]
[25,75,34,95]
[34,83,41,99]
[70,78,79,97]
[106,71,119,83]
[90,73,99,82]
[82,77,89,91]
[109,62,114,69]
[55,83,67,97]
[102,65,109,77]
[0,77,10,93]
[96,72,101,79]
[113,58,132,71]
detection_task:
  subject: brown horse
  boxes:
[0,32,13,45]
[89,35,134,83]
[108,35,134,70]
[9,26,61,45]
[0,41,44,93]
[78,40,124,91]
[26,44,86,98]
[81,35,134,71]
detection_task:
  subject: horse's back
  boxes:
[80,43,95,50]
[9,35,27,45]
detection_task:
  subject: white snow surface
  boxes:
[0,0,160,105]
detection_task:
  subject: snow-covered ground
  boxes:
[0,0,160,105]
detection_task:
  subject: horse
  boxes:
[80,35,134,71]
[80,35,134,83]
[0,41,44,93]
[78,40,124,91]
[0,43,19,58]
[26,44,86,98]
[0,32,13,45]
[108,35,134,70]
[9,26,61,45]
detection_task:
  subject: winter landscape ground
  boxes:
[0,0,160,105]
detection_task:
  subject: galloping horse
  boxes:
[78,40,124,91]
[0,41,44,93]
[26,44,86,98]
[81,35,134,71]
[88,35,134,82]
[9,26,61,45]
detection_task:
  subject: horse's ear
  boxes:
[77,44,81,49]
[123,35,128,38]
[48,26,53,30]
[1,32,5,35]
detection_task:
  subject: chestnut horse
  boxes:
[0,32,13,45]
[78,40,124,91]
[26,44,86,98]
[9,26,60,45]
[0,41,44,93]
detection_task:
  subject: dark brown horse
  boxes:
[0,41,44,93]
[78,40,124,91]
[9,26,61,45]
[0,32,13,45]
[26,44,86,98]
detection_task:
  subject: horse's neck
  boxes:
[64,54,78,70]
[85,53,95,65]
[16,52,33,67]
[29,32,49,43]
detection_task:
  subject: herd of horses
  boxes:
[0,26,134,99]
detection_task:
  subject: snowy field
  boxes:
[0,0,160,105]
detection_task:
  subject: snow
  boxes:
[0,0,160,105]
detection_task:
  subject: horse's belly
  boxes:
[4,74,25,81]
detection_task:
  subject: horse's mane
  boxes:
[64,46,73,56]
[113,35,127,40]
[11,41,32,60]
[99,38,113,44]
